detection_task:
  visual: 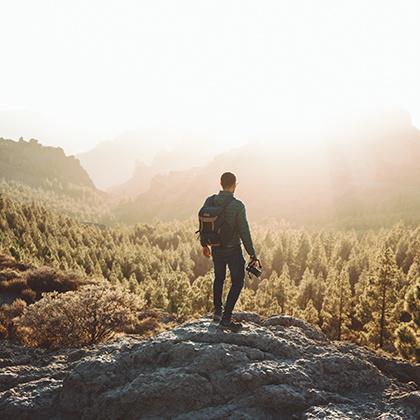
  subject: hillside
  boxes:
[114,110,420,228]
[0,138,95,189]
[1,195,419,362]
[0,314,418,419]
[0,138,110,221]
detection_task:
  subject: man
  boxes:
[202,172,258,332]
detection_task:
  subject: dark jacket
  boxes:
[203,190,256,257]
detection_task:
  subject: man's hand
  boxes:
[248,256,261,268]
[202,246,211,258]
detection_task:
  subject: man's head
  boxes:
[221,172,237,192]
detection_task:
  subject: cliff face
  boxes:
[0,313,419,419]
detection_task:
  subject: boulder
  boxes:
[0,313,418,419]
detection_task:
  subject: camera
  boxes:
[246,259,262,278]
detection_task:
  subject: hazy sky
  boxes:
[1,0,419,154]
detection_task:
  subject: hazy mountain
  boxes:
[108,141,227,197]
[114,109,420,227]
[78,129,237,191]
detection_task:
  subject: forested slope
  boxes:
[0,138,94,189]
[0,195,418,361]
[0,138,110,221]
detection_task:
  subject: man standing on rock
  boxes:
[199,172,259,332]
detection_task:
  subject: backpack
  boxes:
[197,194,234,247]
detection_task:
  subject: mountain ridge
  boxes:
[0,138,110,222]
[77,128,236,190]
[0,137,96,190]
[114,112,420,227]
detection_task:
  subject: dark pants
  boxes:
[212,245,245,320]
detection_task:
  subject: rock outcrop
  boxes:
[0,313,419,419]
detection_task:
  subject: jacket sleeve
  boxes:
[237,202,256,257]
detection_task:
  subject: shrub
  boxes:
[24,267,90,294]
[132,317,163,336]
[0,299,27,339]
[0,269,21,282]
[15,284,145,349]
[0,323,7,338]
[0,255,17,269]
[0,254,31,271]
[125,308,180,336]
[21,288,37,304]
[0,263,92,302]
[0,277,27,294]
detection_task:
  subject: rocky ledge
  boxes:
[0,313,419,419]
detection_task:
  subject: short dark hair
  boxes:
[221,172,236,189]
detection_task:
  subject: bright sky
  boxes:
[1,0,419,153]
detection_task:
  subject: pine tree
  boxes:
[165,271,192,316]
[190,274,213,314]
[149,278,169,310]
[272,244,285,276]
[302,299,320,326]
[255,277,280,317]
[394,277,419,361]
[128,273,139,294]
[321,266,352,340]
[364,247,399,349]
[404,277,420,327]
[307,236,328,278]
[289,232,310,284]
[236,287,257,313]
[296,268,323,312]
[394,323,417,361]
[273,264,294,314]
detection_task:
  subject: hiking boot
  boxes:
[213,309,222,322]
[219,318,242,332]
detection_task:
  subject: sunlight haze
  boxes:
[1,0,420,154]
[1,1,420,390]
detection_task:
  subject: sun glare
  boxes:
[0,0,419,153]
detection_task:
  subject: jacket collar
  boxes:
[219,190,234,196]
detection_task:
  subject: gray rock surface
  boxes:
[0,313,418,419]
